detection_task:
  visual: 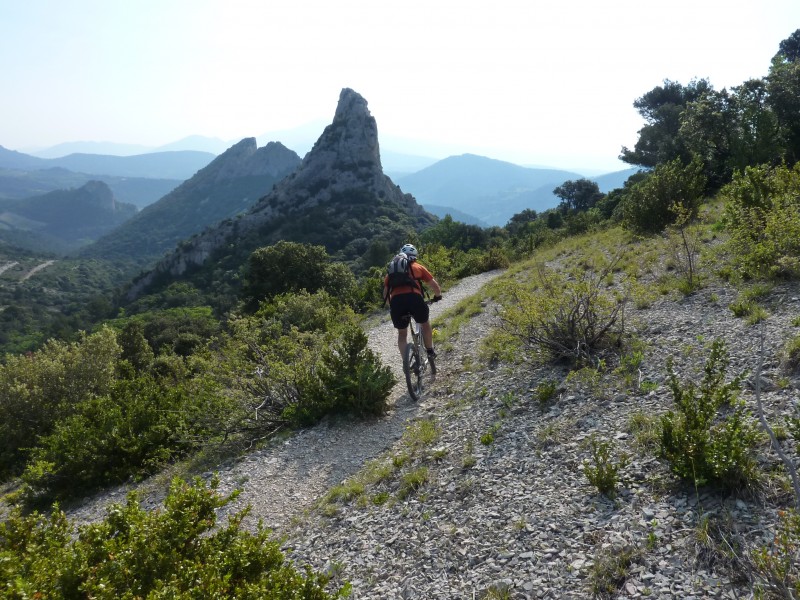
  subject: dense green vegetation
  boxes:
[1,477,346,599]
[0,285,392,506]
[2,28,800,599]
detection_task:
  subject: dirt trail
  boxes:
[0,262,18,276]
[65,269,505,530]
[21,260,55,281]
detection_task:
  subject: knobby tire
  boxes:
[404,343,423,401]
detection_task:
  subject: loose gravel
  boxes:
[65,269,800,599]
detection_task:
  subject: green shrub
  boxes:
[0,327,121,479]
[583,435,629,497]
[109,306,220,356]
[20,375,229,503]
[723,162,800,279]
[621,157,706,234]
[498,263,627,364]
[318,324,395,418]
[219,303,393,431]
[243,241,357,308]
[256,290,342,334]
[659,339,759,489]
[0,477,346,599]
[535,380,558,404]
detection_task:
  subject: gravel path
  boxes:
[213,270,505,530]
[277,277,800,599]
[65,270,504,528]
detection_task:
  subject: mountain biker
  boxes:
[384,243,442,368]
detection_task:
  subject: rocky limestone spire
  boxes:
[259,88,407,210]
[306,88,382,169]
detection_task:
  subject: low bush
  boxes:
[723,162,800,279]
[498,262,627,364]
[21,374,230,503]
[0,477,347,599]
[659,339,759,489]
[318,324,395,418]
[218,303,394,431]
[583,435,629,497]
[621,157,706,234]
[0,327,121,480]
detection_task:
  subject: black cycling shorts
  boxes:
[389,293,429,329]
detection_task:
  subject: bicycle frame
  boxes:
[403,313,430,401]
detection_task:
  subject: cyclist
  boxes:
[384,243,442,369]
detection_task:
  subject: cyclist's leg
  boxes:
[389,295,412,358]
[397,327,408,357]
[420,321,437,375]
[420,321,434,353]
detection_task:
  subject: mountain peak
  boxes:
[195,138,300,183]
[73,180,118,213]
[305,87,381,171]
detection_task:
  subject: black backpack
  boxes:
[384,254,422,303]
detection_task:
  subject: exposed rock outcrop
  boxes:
[203,138,300,183]
[126,88,433,300]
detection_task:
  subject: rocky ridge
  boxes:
[126,88,434,299]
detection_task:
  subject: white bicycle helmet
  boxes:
[399,244,418,260]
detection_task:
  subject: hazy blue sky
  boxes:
[1,0,798,171]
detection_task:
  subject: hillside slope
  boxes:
[81,139,301,264]
[0,180,137,253]
[65,229,800,597]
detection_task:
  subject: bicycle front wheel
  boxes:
[404,343,423,401]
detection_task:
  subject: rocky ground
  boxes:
[66,268,800,599]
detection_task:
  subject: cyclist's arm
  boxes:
[428,277,442,298]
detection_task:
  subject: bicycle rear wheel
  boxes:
[404,343,423,401]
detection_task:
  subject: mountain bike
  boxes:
[403,300,438,402]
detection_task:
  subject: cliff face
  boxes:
[126,88,434,301]
[247,87,428,220]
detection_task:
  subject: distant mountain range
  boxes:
[28,135,232,158]
[397,154,639,226]
[0,145,213,180]
[0,133,641,260]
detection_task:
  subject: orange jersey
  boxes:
[384,261,434,300]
